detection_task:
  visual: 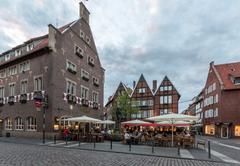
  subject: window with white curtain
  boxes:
[15,117,23,130]
[5,118,12,130]
[27,117,37,131]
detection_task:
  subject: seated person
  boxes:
[124,132,131,144]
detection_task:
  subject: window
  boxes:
[138,88,146,94]
[92,91,99,103]
[148,100,153,106]
[34,76,43,91]
[213,83,216,91]
[81,86,89,99]
[86,36,91,44]
[81,69,89,80]
[15,49,22,57]
[87,56,94,66]
[160,96,172,104]
[75,46,84,57]
[137,111,142,118]
[66,60,76,72]
[214,94,218,103]
[66,80,76,95]
[214,108,218,117]
[143,111,149,118]
[234,77,240,84]
[168,86,172,91]
[160,86,164,91]
[235,125,240,136]
[15,117,23,130]
[0,69,6,78]
[0,86,4,98]
[160,109,169,115]
[205,125,215,135]
[20,80,28,94]
[93,77,99,86]
[80,30,85,39]
[27,44,34,52]
[27,117,37,131]
[19,61,30,72]
[8,66,17,76]
[5,118,12,130]
[5,54,10,61]
[9,83,15,96]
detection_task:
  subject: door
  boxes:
[221,126,228,138]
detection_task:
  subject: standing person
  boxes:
[63,127,69,141]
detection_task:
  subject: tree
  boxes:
[111,93,138,129]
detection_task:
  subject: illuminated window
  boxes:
[235,125,240,136]
[205,125,215,135]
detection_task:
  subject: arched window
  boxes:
[5,117,12,130]
[15,117,23,130]
[26,117,37,131]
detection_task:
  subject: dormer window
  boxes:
[80,30,85,39]
[15,49,22,57]
[234,77,240,84]
[75,45,83,58]
[27,44,34,52]
[5,54,10,61]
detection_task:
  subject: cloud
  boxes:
[1,0,240,111]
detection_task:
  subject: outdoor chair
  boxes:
[182,137,194,148]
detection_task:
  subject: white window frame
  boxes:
[34,75,43,92]
[81,85,89,100]
[0,69,6,78]
[26,117,37,131]
[66,60,77,71]
[8,66,17,76]
[15,117,24,130]
[20,79,28,94]
[5,118,12,130]
[19,61,30,73]
[15,49,22,57]
[5,54,10,61]
[138,88,146,94]
[80,30,85,39]
[9,82,16,96]
[0,86,4,98]
[81,69,89,79]
[27,44,34,52]
[66,79,76,95]
[92,91,99,103]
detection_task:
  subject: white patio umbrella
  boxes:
[96,120,115,124]
[157,120,192,127]
[146,113,197,147]
[66,116,101,136]
[121,119,152,126]
[67,115,101,123]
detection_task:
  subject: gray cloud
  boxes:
[1,0,240,111]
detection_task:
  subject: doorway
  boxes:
[221,126,229,138]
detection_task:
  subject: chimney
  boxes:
[152,80,157,92]
[79,2,90,24]
[133,81,136,89]
[210,61,214,67]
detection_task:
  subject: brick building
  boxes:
[0,3,104,138]
[105,74,180,119]
[202,61,240,138]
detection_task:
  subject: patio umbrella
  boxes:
[96,120,115,124]
[157,120,192,127]
[121,119,152,126]
[67,115,101,123]
[146,113,197,147]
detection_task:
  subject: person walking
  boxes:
[63,127,69,141]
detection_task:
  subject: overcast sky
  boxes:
[1,0,240,112]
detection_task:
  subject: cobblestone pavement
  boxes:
[0,142,234,166]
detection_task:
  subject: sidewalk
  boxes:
[0,136,224,163]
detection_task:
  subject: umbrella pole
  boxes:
[172,122,174,147]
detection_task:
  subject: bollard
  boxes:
[177,142,180,156]
[110,137,113,150]
[129,141,132,151]
[66,137,68,145]
[152,141,154,154]
[93,137,96,149]
[78,134,81,146]
[54,135,56,144]
[208,141,211,159]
